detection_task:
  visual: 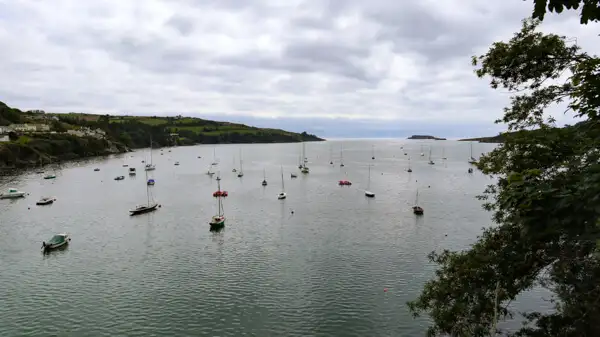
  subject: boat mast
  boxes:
[217,179,223,216]
[302,142,307,168]
[239,148,243,173]
[470,142,473,159]
[415,189,419,206]
[429,147,432,161]
[367,164,371,190]
[149,136,153,165]
[263,168,266,180]
[145,168,150,206]
[340,145,344,165]
[281,166,285,192]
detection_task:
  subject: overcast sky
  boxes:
[1,1,598,138]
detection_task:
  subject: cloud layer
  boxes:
[0,0,598,137]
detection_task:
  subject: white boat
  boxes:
[42,233,70,251]
[210,179,226,227]
[174,161,180,166]
[207,165,215,176]
[468,142,477,164]
[144,136,156,171]
[428,147,435,165]
[278,166,287,199]
[211,147,218,166]
[300,142,310,173]
[364,164,375,197]
[237,149,244,177]
[0,188,25,199]
[129,167,136,175]
[420,144,425,157]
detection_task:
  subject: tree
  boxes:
[407,19,600,337]
[532,0,600,24]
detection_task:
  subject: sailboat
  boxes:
[209,178,225,227]
[420,144,425,157]
[144,137,156,171]
[412,189,424,215]
[262,169,267,186]
[207,165,215,176]
[301,142,309,174]
[237,149,244,177]
[278,166,287,199]
[364,164,375,197]
[329,145,333,165]
[232,156,237,172]
[441,147,447,160]
[407,157,413,172]
[130,169,158,215]
[468,142,477,164]
[428,147,435,165]
[371,145,375,160]
[298,144,303,169]
[340,145,345,167]
[211,147,218,166]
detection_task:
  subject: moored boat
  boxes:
[0,188,26,199]
[36,197,55,205]
[42,233,70,252]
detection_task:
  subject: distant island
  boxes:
[0,101,324,168]
[407,135,447,140]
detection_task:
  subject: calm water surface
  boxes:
[1,140,500,336]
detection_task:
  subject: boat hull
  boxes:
[129,204,158,215]
[365,191,375,198]
[413,206,424,215]
[209,218,225,227]
[0,193,25,199]
[42,234,70,252]
[36,199,54,205]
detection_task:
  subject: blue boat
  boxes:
[147,179,155,186]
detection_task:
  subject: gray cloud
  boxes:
[0,0,598,137]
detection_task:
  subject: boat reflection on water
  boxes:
[42,244,69,256]
[209,225,224,233]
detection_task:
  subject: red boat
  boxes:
[213,191,228,197]
[338,180,352,186]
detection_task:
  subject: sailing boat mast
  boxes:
[371,145,375,160]
[340,145,345,167]
[237,148,244,177]
[145,168,150,206]
[216,179,223,217]
[367,165,371,190]
[281,166,285,192]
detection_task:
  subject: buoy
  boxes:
[384,288,388,292]
[428,185,431,188]
[291,210,294,214]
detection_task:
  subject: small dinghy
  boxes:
[42,233,70,252]
[94,168,100,171]
[147,179,155,186]
[114,176,125,181]
[36,197,54,205]
[129,168,136,175]
[43,174,56,180]
[174,162,180,166]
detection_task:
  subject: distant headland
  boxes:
[407,135,447,140]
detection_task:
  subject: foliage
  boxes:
[0,101,22,125]
[408,19,600,337]
[532,0,600,24]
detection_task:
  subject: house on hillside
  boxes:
[0,126,8,134]
[10,124,37,132]
[0,135,9,142]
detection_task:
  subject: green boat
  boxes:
[43,174,56,179]
[42,233,70,252]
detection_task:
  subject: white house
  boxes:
[67,129,86,137]
[0,135,9,142]
[10,124,37,132]
[0,126,8,134]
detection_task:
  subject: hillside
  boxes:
[0,101,323,168]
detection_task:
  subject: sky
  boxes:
[0,1,598,138]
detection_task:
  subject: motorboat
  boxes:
[144,164,156,171]
[338,180,352,186]
[94,168,100,171]
[277,192,287,200]
[43,174,56,179]
[36,197,54,205]
[413,206,424,215]
[147,179,155,185]
[0,188,26,199]
[129,167,136,175]
[42,233,70,252]
[174,162,180,166]
[114,176,125,180]
[290,173,297,178]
